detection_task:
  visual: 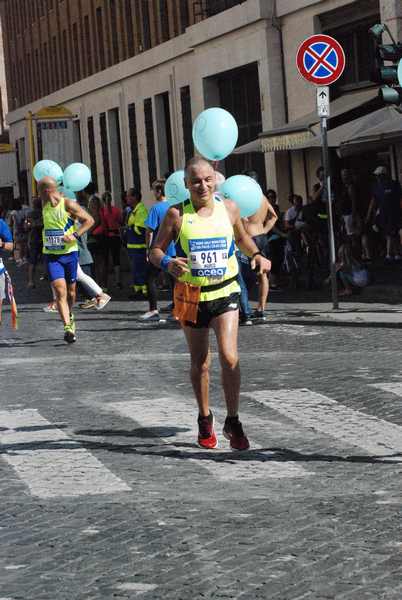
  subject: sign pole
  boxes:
[296,34,345,310]
[320,115,338,309]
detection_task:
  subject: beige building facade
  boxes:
[266,0,402,203]
[2,0,402,205]
[2,0,287,204]
[0,19,7,134]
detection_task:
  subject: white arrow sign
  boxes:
[317,86,330,117]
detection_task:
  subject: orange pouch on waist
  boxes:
[173,281,201,324]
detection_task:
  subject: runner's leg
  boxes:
[52,278,70,326]
[182,325,211,417]
[77,263,103,297]
[257,272,269,312]
[210,309,240,417]
[67,282,77,314]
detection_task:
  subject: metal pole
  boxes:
[320,116,338,309]
[27,111,37,199]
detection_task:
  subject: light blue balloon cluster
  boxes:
[63,163,91,192]
[33,160,63,184]
[165,170,190,205]
[58,186,77,200]
[33,160,91,193]
[192,108,238,161]
[220,175,263,218]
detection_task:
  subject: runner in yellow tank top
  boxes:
[39,176,94,343]
[150,157,271,451]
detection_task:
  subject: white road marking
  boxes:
[371,382,402,397]
[248,389,402,459]
[0,409,131,498]
[111,399,309,481]
[116,583,157,593]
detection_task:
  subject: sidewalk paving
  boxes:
[2,255,402,329]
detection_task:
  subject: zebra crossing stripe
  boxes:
[370,383,402,397]
[0,409,131,498]
[111,399,309,481]
[248,389,402,458]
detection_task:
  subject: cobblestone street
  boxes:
[1,272,402,599]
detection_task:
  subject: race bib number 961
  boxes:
[189,237,228,278]
[44,228,65,251]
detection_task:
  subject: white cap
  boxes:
[373,166,387,175]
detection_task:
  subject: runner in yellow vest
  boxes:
[150,157,271,451]
[39,176,94,343]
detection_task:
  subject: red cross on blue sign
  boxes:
[296,34,346,85]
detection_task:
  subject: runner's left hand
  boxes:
[251,254,271,275]
[62,234,76,243]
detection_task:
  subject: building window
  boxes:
[326,17,379,92]
[128,103,141,191]
[159,0,170,42]
[141,0,151,50]
[34,49,41,99]
[26,53,33,100]
[62,30,70,86]
[205,0,245,17]
[87,117,98,192]
[52,36,59,90]
[96,7,106,70]
[144,98,157,185]
[179,0,190,33]
[124,0,135,57]
[180,86,193,163]
[100,113,111,191]
[72,23,81,81]
[84,16,93,76]
[216,63,265,188]
[42,43,50,95]
[155,92,174,177]
[110,0,120,63]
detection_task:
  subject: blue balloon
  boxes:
[63,163,91,192]
[220,175,263,218]
[165,170,190,205]
[58,186,77,200]
[192,108,238,161]
[33,160,63,183]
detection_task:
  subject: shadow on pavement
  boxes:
[2,436,401,465]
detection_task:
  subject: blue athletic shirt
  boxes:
[144,200,176,257]
[0,218,13,275]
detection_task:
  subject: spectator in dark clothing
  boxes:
[26,197,43,288]
[366,166,402,263]
[339,168,360,238]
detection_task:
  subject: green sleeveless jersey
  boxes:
[42,197,78,255]
[176,198,239,302]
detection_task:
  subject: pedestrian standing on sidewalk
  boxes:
[39,177,94,343]
[101,191,123,289]
[0,215,13,325]
[366,166,402,263]
[242,170,277,320]
[150,157,271,451]
[26,197,43,289]
[126,191,149,299]
[140,179,176,321]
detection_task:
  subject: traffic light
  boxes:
[369,24,402,105]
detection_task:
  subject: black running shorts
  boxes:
[184,292,240,329]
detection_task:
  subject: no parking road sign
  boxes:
[296,34,345,86]
[296,34,346,310]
